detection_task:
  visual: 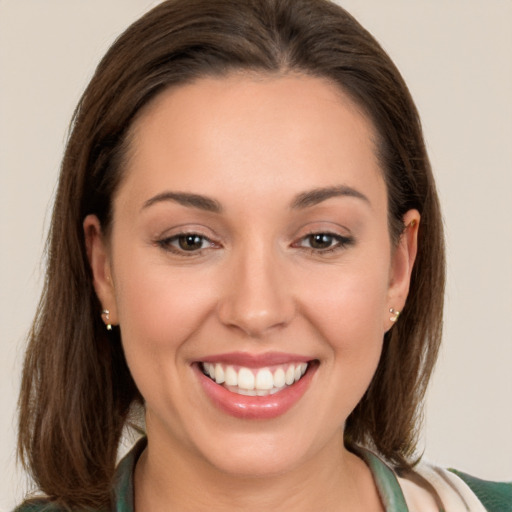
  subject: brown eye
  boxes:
[294,232,354,254]
[157,233,214,254]
[177,234,205,251]
[307,234,335,249]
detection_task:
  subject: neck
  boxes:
[134,430,383,512]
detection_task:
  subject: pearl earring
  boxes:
[101,309,112,331]
[389,308,401,322]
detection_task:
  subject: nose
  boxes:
[216,245,295,338]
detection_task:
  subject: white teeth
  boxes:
[214,364,225,384]
[202,361,311,396]
[203,362,216,379]
[273,368,286,388]
[255,368,274,390]
[285,366,295,385]
[225,366,237,386]
[237,388,257,396]
[238,368,255,390]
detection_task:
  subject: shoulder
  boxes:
[448,469,512,512]
[12,438,145,512]
[407,461,512,512]
[12,501,68,512]
[13,498,109,512]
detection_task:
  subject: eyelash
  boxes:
[156,230,354,257]
[156,233,217,256]
[293,231,354,255]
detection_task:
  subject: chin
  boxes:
[189,424,329,479]
[207,444,305,478]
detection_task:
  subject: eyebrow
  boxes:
[142,191,222,213]
[291,185,370,209]
[141,185,369,213]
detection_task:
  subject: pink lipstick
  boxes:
[194,352,317,419]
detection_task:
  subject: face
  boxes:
[86,73,418,477]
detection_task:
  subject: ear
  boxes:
[385,209,420,329]
[83,214,118,327]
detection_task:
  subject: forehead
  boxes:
[118,72,385,211]
[132,71,377,151]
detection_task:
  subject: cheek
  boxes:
[111,248,219,358]
[297,257,390,401]
[300,258,390,344]
[110,251,222,425]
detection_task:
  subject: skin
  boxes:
[85,73,419,511]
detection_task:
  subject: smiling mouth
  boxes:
[200,362,310,396]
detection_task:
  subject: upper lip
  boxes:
[196,351,313,367]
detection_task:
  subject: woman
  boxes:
[15,0,511,510]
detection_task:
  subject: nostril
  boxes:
[216,296,294,337]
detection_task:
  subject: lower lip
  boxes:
[195,363,317,420]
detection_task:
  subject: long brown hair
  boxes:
[18,0,445,508]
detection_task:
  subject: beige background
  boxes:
[1,0,511,509]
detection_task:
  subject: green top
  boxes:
[14,438,512,511]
